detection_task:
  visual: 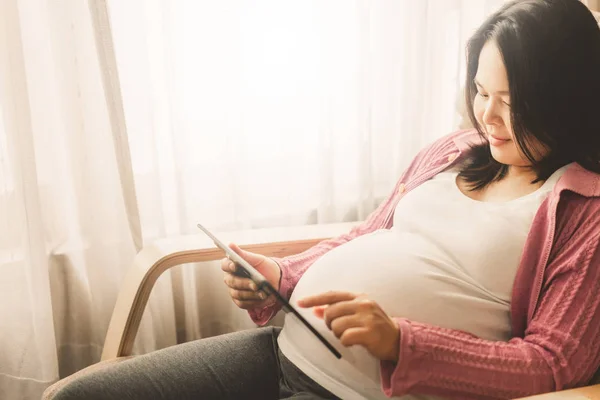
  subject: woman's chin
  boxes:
[489,146,518,166]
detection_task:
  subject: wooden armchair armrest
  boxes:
[101,222,356,361]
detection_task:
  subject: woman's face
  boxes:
[473,41,546,167]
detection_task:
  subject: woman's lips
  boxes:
[489,134,511,147]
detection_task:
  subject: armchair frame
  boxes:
[101,237,326,360]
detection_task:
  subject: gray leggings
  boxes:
[52,327,340,400]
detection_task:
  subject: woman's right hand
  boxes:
[221,243,281,310]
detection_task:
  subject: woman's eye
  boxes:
[477,92,489,99]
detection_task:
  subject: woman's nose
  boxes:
[482,99,502,125]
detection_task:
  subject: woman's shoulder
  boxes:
[407,129,477,165]
[403,129,481,178]
[421,129,480,156]
[551,181,600,259]
[556,164,600,199]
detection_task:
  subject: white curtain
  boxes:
[0,1,503,399]
[0,1,175,399]
[111,0,504,237]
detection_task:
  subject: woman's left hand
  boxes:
[298,291,400,362]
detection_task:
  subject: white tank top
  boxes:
[277,165,569,400]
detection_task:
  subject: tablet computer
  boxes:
[196,223,341,359]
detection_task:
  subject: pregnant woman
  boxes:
[52,0,600,399]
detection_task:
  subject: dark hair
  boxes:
[460,0,600,191]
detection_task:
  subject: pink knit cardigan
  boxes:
[250,129,600,399]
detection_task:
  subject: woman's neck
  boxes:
[457,165,543,202]
[505,165,539,184]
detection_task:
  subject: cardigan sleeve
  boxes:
[380,221,600,399]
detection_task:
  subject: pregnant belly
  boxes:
[278,229,511,395]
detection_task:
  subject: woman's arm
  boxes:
[381,230,600,400]
[247,185,399,325]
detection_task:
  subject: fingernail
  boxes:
[259,292,266,300]
[313,306,325,318]
[250,283,257,291]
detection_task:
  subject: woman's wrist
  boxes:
[269,258,283,292]
[385,323,401,363]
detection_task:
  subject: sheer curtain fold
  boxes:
[0,1,58,399]
[0,0,170,398]
[88,0,144,252]
[0,1,504,398]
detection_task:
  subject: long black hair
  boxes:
[460,0,600,191]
